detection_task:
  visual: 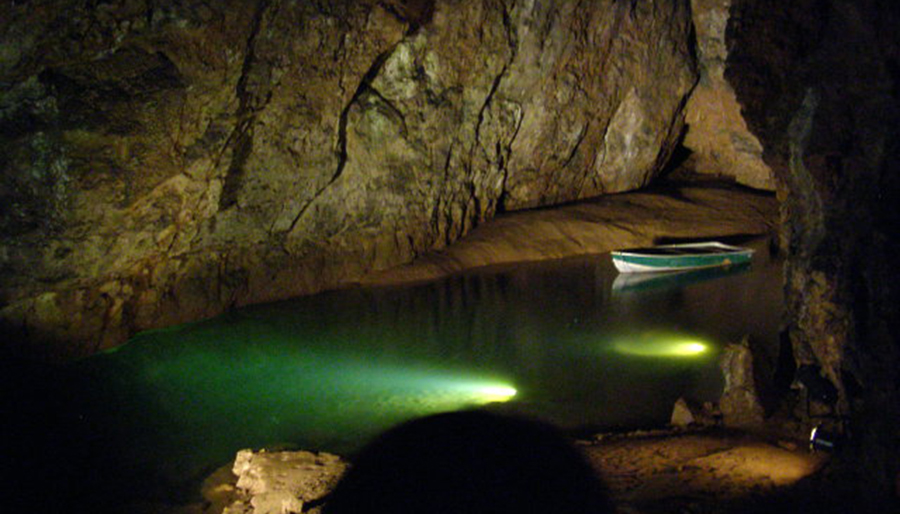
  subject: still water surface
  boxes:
[70,238,781,497]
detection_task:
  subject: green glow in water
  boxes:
[70,243,780,500]
[77,321,519,485]
[610,331,714,358]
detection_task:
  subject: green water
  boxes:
[67,239,781,499]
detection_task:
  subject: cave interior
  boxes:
[1,0,898,512]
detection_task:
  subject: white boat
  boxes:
[611,242,754,273]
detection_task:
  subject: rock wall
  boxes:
[682,0,773,190]
[0,0,697,358]
[726,0,900,509]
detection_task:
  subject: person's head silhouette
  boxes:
[324,410,613,514]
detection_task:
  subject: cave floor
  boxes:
[580,427,849,514]
[175,426,839,514]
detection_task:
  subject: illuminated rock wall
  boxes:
[0,0,697,357]
[683,0,773,190]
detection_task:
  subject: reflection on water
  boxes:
[68,238,782,498]
[612,262,752,293]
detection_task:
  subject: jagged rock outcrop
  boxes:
[0,0,697,358]
[682,0,773,190]
[223,449,347,514]
[718,338,765,430]
[726,0,900,509]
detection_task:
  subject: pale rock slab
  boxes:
[223,449,347,514]
[719,338,766,429]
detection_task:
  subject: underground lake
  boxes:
[59,237,782,504]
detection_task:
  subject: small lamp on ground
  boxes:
[809,425,839,452]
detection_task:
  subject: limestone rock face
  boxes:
[682,0,773,190]
[0,0,697,357]
[670,397,697,428]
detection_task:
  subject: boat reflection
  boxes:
[612,262,751,294]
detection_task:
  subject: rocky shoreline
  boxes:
[183,424,829,514]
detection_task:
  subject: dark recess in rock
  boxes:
[727,0,900,509]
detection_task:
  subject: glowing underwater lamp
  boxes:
[476,385,518,403]
[611,334,711,358]
[673,341,709,356]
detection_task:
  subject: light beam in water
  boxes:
[452,383,518,403]
[611,332,713,358]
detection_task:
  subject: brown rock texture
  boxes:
[225,449,347,514]
[359,183,777,287]
[585,430,827,513]
[718,338,765,430]
[726,0,900,509]
[0,0,697,358]
[682,0,773,190]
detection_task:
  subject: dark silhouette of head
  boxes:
[323,410,614,514]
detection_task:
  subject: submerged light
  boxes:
[611,332,713,358]
[438,381,518,405]
[366,370,519,411]
[671,341,709,356]
[475,385,518,403]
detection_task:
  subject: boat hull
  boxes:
[612,262,752,292]
[611,242,754,273]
